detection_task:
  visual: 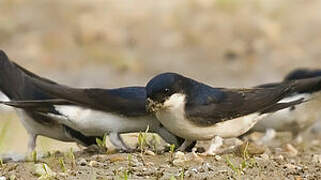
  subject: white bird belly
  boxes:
[156,93,266,140]
[52,105,160,136]
[16,109,71,141]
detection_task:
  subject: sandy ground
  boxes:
[2,128,321,179]
[1,0,321,179]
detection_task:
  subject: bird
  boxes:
[145,72,321,155]
[0,50,99,153]
[250,68,321,143]
[0,50,190,153]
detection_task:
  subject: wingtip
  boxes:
[0,49,10,65]
[0,49,8,59]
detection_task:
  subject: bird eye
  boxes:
[164,88,170,93]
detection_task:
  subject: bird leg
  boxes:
[176,139,195,152]
[28,134,37,153]
[109,132,133,152]
[200,136,223,156]
[157,126,179,146]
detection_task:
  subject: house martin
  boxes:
[0,51,190,152]
[251,68,321,143]
[0,50,98,152]
[145,72,320,155]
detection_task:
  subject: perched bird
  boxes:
[145,72,321,155]
[0,50,189,152]
[0,50,98,152]
[251,68,321,143]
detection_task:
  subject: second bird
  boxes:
[145,72,321,155]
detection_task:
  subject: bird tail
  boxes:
[0,50,57,100]
[289,76,321,94]
[259,76,321,114]
[0,50,25,99]
[284,68,321,81]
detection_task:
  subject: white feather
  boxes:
[16,109,70,141]
[0,91,12,111]
[49,105,161,136]
[155,93,267,140]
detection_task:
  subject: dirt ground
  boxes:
[1,0,321,179]
[2,131,321,180]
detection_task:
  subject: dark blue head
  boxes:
[285,68,321,81]
[146,72,188,104]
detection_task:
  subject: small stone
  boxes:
[58,173,67,177]
[260,153,269,160]
[174,151,185,159]
[34,163,56,178]
[188,152,204,163]
[173,151,186,166]
[78,158,87,166]
[173,159,185,166]
[144,150,156,156]
[224,138,243,147]
[215,155,222,161]
[92,154,108,161]
[108,154,126,163]
[247,132,264,142]
[312,154,321,163]
[284,144,298,157]
[89,160,99,167]
[284,163,302,170]
[239,142,265,156]
[274,155,284,161]
[145,162,154,166]
[295,177,303,180]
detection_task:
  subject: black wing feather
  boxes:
[185,84,293,126]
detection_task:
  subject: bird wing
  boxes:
[27,76,148,116]
[185,83,302,126]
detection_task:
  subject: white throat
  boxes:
[163,93,186,109]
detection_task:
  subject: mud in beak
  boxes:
[146,98,163,113]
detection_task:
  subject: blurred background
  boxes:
[0,0,321,153]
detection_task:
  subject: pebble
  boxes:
[57,173,68,178]
[173,151,204,166]
[186,152,204,163]
[34,163,56,178]
[247,132,264,142]
[108,154,126,163]
[224,138,244,147]
[78,158,87,166]
[284,144,298,157]
[260,153,269,160]
[239,142,265,156]
[144,150,156,156]
[89,160,99,167]
[92,154,108,161]
[215,155,222,161]
[284,163,302,170]
[172,151,185,166]
[312,154,321,163]
[274,155,284,161]
[174,151,185,159]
